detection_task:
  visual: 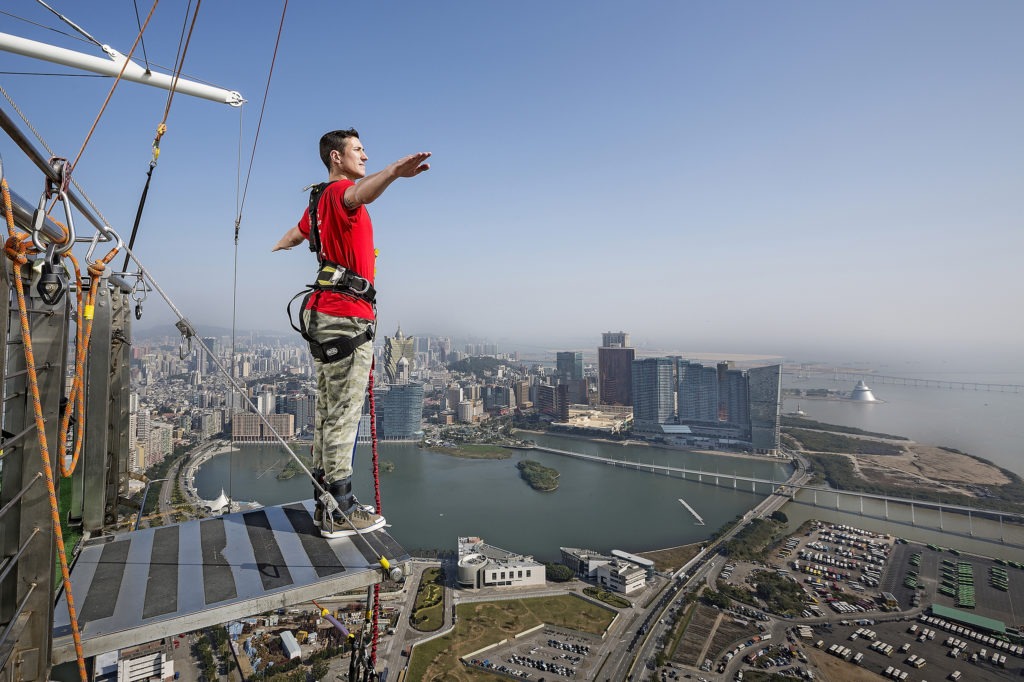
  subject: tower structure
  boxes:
[748,364,782,453]
[598,332,633,406]
[677,361,719,423]
[631,357,676,429]
[383,325,416,384]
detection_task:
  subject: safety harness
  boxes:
[287,181,376,363]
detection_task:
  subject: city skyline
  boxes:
[1,2,1020,371]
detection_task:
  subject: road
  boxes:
[613,454,814,679]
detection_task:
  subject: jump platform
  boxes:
[52,500,409,663]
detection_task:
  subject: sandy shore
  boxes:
[856,443,1012,492]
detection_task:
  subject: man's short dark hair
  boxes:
[319,129,360,169]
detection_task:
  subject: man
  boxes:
[274,129,430,537]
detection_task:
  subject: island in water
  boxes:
[517,459,559,492]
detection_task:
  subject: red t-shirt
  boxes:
[297,179,376,321]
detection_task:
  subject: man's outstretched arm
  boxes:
[272,225,304,251]
[345,152,431,209]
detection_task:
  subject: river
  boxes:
[195,435,791,562]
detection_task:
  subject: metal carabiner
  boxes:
[129,276,146,319]
[175,319,195,360]
[52,189,76,255]
[30,160,76,255]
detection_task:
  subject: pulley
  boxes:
[37,246,67,306]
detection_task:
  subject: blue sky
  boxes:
[1,1,1021,367]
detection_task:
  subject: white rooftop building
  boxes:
[457,536,545,590]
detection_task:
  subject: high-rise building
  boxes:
[383,325,416,384]
[202,336,218,374]
[602,331,630,348]
[717,362,749,427]
[599,332,634,406]
[514,380,532,408]
[748,364,782,453]
[535,383,569,421]
[373,383,424,440]
[556,351,583,381]
[631,357,676,429]
[598,347,634,406]
[556,351,587,404]
[677,361,719,423]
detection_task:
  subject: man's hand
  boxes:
[390,152,431,178]
[273,226,304,251]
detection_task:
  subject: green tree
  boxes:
[770,510,788,524]
[309,659,329,681]
[545,563,574,582]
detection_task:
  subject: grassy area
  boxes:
[786,428,905,455]
[639,543,702,572]
[721,517,785,561]
[409,595,615,680]
[410,567,445,632]
[582,586,631,608]
[781,416,909,440]
[422,443,511,459]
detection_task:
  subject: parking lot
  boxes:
[813,615,1024,682]
[462,626,603,679]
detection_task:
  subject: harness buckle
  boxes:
[347,275,371,295]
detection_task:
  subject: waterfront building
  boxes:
[748,364,782,453]
[718,362,749,428]
[372,382,424,440]
[678,361,719,423]
[231,411,293,442]
[599,331,634,405]
[850,380,878,402]
[559,547,647,594]
[631,357,677,430]
[559,547,614,578]
[536,383,570,420]
[611,549,656,579]
[594,560,646,595]
[457,537,545,590]
[598,346,635,406]
[266,413,294,440]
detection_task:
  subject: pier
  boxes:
[678,498,705,525]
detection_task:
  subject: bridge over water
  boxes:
[787,370,1024,394]
[522,445,1024,534]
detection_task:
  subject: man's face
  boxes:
[333,138,367,179]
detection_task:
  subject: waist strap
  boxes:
[312,261,376,305]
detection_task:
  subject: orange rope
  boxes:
[2,179,88,682]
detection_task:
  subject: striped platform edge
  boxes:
[52,500,408,663]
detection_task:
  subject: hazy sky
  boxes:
[1,2,1021,367]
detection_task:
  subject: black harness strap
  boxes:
[307,181,335,261]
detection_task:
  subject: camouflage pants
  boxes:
[302,310,374,483]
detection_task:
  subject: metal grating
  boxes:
[52,500,408,663]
